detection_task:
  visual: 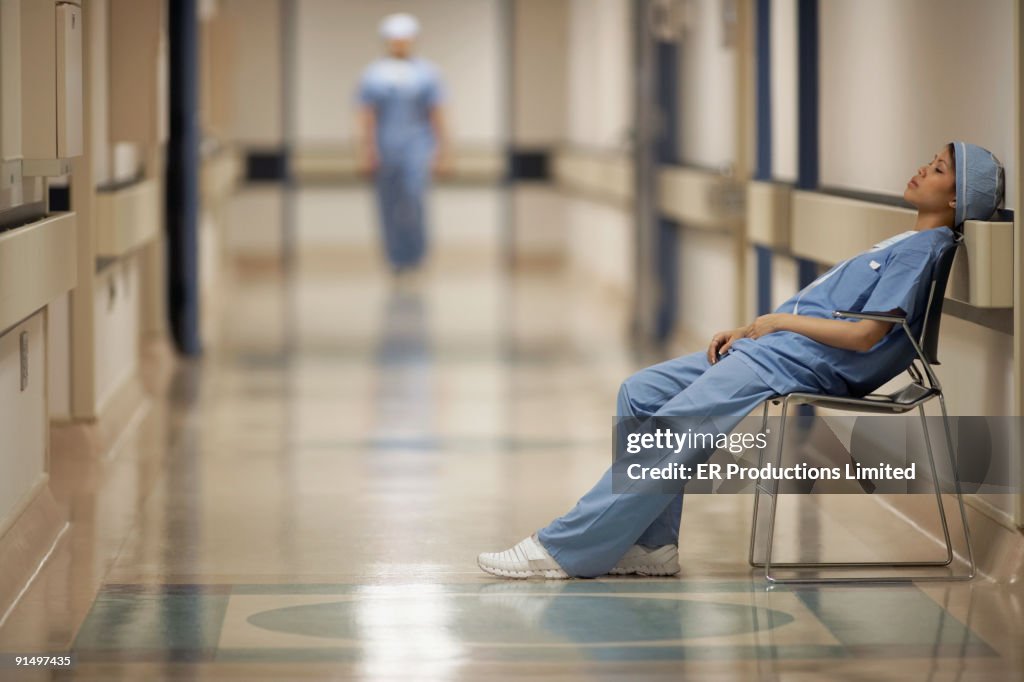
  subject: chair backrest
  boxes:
[918,234,963,365]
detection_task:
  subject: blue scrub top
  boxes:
[357,57,444,161]
[731,226,955,397]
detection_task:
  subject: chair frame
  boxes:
[748,241,976,584]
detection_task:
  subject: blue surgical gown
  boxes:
[731,226,955,397]
[357,58,444,269]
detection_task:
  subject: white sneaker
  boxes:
[608,545,680,576]
[477,535,570,579]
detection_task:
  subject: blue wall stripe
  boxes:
[796,0,818,290]
[754,0,772,183]
[796,0,819,193]
[796,0,819,414]
[754,0,773,315]
[167,0,201,355]
[755,245,773,315]
[655,39,680,342]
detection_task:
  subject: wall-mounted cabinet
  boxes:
[56,2,82,158]
[20,0,83,175]
[791,190,1014,310]
[108,0,167,145]
[552,148,633,207]
[658,166,744,232]
[0,311,46,527]
[948,220,1014,309]
[94,178,160,258]
[746,181,791,250]
[0,212,76,334]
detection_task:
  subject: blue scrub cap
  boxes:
[380,13,419,40]
[951,141,1004,227]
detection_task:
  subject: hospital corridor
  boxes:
[1,1,1023,680]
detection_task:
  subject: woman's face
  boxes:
[387,38,414,58]
[903,145,956,214]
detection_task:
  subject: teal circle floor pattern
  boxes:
[246,595,795,644]
[70,582,999,663]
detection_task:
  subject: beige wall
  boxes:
[820,0,1016,200]
[669,0,744,338]
[559,0,634,298]
[678,0,737,169]
[816,0,1016,428]
[679,230,741,340]
[567,0,631,150]
[219,0,282,146]
[226,187,284,258]
[769,0,796,181]
[293,0,506,147]
[0,0,22,162]
[89,0,111,185]
[566,196,633,295]
[512,0,568,147]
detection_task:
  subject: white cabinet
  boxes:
[0,0,23,189]
[0,312,46,527]
[94,178,160,258]
[20,0,83,176]
[56,2,82,158]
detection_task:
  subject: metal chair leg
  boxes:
[918,404,954,566]
[754,399,974,584]
[747,402,770,567]
[938,395,976,580]
[762,398,790,582]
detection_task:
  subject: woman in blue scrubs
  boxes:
[479,142,1005,579]
[357,14,450,274]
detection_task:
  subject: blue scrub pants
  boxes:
[376,154,431,270]
[537,351,779,578]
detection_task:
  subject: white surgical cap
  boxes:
[380,13,419,40]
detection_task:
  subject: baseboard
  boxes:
[867,493,1022,582]
[0,482,67,628]
[52,374,150,462]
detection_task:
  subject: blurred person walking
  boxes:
[357,13,451,276]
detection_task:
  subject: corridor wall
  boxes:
[753,0,1018,527]
[562,0,634,300]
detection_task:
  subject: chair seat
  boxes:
[778,382,940,414]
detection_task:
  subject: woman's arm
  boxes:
[430,106,452,174]
[359,106,378,175]
[714,313,893,360]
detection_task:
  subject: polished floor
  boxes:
[1,255,1022,680]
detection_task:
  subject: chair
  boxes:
[748,234,976,584]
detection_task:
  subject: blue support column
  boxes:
[167,0,201,355]
[755,0,772,182]
[796,0,819,195]
[796,0,819,415]
[754,0,774,315]
[795,0,819,293]
[655,40,680,342]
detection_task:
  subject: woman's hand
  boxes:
[746,313,793,339]
[707,326,751,364]
[708,314,795,364]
